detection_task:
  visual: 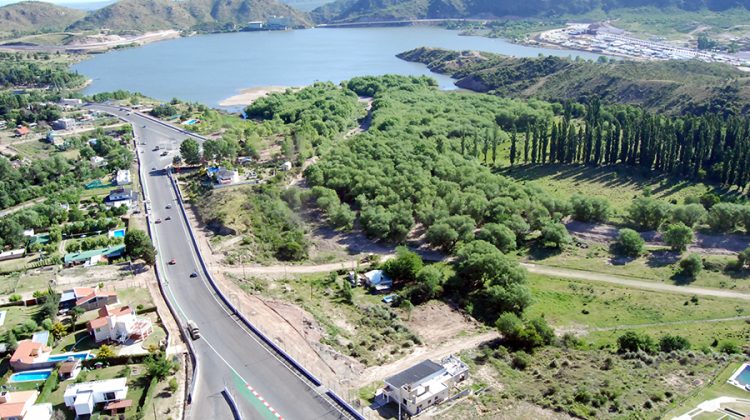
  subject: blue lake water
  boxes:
[74,27,601,107]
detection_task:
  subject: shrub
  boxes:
[679,254,703,278]
[662,222,694,252]
[615,228,644,257]
[570,195,610,223]
[168,377,178,393]
[97,345,115,358]
[511,351,531,370]
[617,331,656,354]
[718,340,740,354]
[540,222,571,248]
[628,197,670,231]
[8,294,21,302]
[659,335,691,352]
[706,203,742,232]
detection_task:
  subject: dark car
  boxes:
[190,272,198,278]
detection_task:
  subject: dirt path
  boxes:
[0,197,45,218]
[355,331,499,388]
[344,97,374,139]
[522,263,750,301]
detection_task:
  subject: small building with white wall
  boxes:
[63,377,128,417]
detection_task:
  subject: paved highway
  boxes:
[87,104,352,420]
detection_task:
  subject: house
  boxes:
[246,21,264,30]
[14,126,29,137]
[87,305,152,344]
[74,289,119,312]
[59,359,82,381]
[364,270,393,292]
[267,15,291,29]
[62,244,126,268]
[0,390,52,420]
[59,98,82,107]
[104,187,136,208]
[60,287,115,309]
[115,169,131,186]
[214,168,239,185]
[63,378,129,417]
[237,156,253,165]
[90,156,108,168]
[280,161,293,171]
[0,249,25,262]
[383,355,468,416]
[10,340,52,371]
[52,118,76,131]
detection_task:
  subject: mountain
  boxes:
[0,1,85,33]
[69,0,311,32]
[398,47,750,115]
[312,0,750,23]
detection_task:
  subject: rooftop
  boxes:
[65,377,127,396]
[63,244,125,265]
[0,390,38,419]
[385,360,443,389]
[10,340,50,366]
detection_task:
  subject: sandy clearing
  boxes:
[218,86,290,107]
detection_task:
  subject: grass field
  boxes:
[0,270,54,294]
[526,242,750,292]
[501,164,727,223]
[665,362,750,419]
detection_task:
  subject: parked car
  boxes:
[382,294,398,304]
[155,219,162,224]
[190,272,198,278]
[168,259,176,265]
[165,216,171,221]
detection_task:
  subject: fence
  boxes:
[167,170,364,420]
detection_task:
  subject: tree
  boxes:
[179,138,201,164]
[425,223,459,251]
[617,331,656,354]
[540,222,571,248]
[97,344,115,358]
[125,229,156,265]
[737,247,750,269]
[662,222,694,252]
[679,254,703,278]
[628,197,670,231]
[51,321,67,341]
[382,246,423,283]
[145,351,176,379]
[341,278,353,304]
[404,265,444,304]
[659,335,690,352]
[454,241,525,290]
[496,313,555,352]
[70,306,84,326]
[476,223,516,253]
[570,195,610,223]
[615,228,644,257]
[706,203,742,232]
[670,204,706,227]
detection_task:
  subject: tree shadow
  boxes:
[527,245,563,261]
[646,251,681,268]
[670,271,696,285]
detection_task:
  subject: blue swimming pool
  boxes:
[111,229,126,238]
[9,369,52,383]
[735,365,750,387]
[46,352,93,362]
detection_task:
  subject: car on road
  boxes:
[155,219,162,224]
[187,320,200,340]
[168,259,176,265]
[165,216,171,221]
[166,204,172,209]
[190,272,198,278]
[160,151,168,156]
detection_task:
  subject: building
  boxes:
[14,126,29,137]
[10,340,52,371]
[59,98,82,108]
[52,118,76,131]
[383,355,468,416]
[104,187,136,208]
[75,289,119,312]
[60,287,116,309]
[90,156,108,168]
[280,161,293,171]
[214,168,239,185]
[0,390,52,420]
[115,169,131,186]
[59,359,82,381]
[45,132,64,148]
[246,21,264,30]
[364,270,393,292]
[62,244,126,268]
[87,305,153,344]
[63,378,129,417]
[0,249,25,262]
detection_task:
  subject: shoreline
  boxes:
[218,86,290,107]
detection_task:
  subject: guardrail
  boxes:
[166,169,364,420]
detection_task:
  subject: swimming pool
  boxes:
[9,369,52,383]
[728,363,750,390]
[111,229,126,238]
[46,351,93,362]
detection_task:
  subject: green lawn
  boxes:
[0,306,43,336]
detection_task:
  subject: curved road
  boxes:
[88,104,352,420]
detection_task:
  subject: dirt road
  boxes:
[522,263,750,301]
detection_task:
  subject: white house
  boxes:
[115,169,131,186]
[52,118,76,131]
[63,378,128,417]
[383,355,468,416]
[104,187,136,208]
[59,98,82,108]
[214,168,239,185]
[364,270,393,292]
[87,305,152,344]
[280,161,293,171]
[90,156,108,168]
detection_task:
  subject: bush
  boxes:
[718,340,740,354]
[496,313,554,351]
[511,351,531,370]
[617,331,656,354]
[628,197,670,231]
[659,335,691,352]
[168,377,178,393]
[706,203,742,232]
[679,254,703,278]
[615,228,644,257]
[662,222,694,252]
[540,222,571,248]
[570,195,610,223]
[8,294,21,302]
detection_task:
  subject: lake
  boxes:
[74,26,600,107]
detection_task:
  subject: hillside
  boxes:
[398,47,750,116]
[312,0,750,23]
[69,0,311,32]
[0,1,85,34]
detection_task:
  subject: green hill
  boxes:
[0,1,85,34]
[398,47,750,116]
[312,0,750,23]
[69,0,311,32]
